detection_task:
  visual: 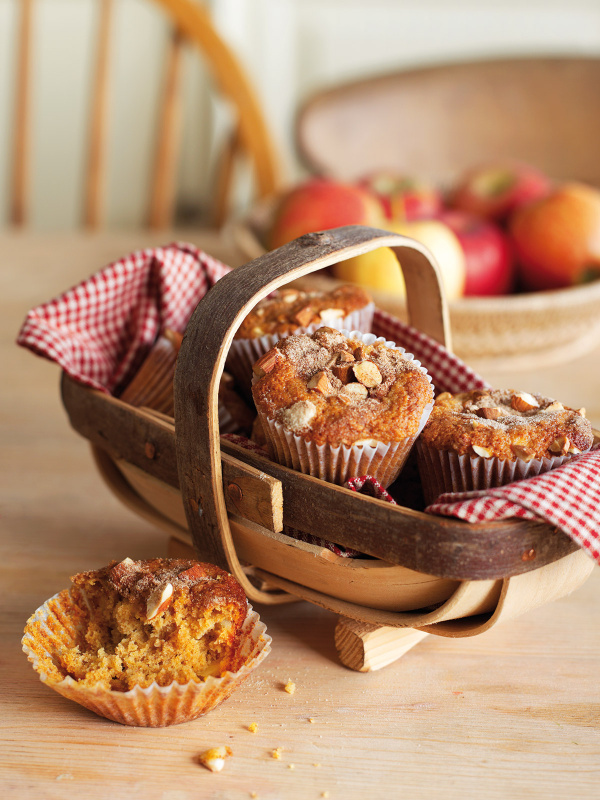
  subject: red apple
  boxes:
[449,160,552,222]
[509,182,600,291]
[358,172,443,220]
[437,209,515,296]
[269,178,383,250]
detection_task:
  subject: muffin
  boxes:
[226,284,374,398]
[251,326,434,487]
[22,558,271,726]
[119,330,254,435]
[119,329,184,415]
[416,388,594,504]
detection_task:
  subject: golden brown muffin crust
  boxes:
[420,389,593,461]
[73,557,247,612]
[54,558,249,690]
[251,327,433,446]
[236,284,372,339]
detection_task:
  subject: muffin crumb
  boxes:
[197,746,233,772]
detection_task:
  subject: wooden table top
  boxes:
[2,229,599,799]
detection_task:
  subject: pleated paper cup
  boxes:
[255,329,433,488]
[416,440,572,506]
[227,302,375,399]
[22,590,271,727]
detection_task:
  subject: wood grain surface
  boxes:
[2,231,599,799]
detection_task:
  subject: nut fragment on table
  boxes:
[197,746,233,772]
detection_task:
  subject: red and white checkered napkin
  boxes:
[16,242,229,394]
[372,307,490,394]
[17,242,600,565]
[426,449,600,564]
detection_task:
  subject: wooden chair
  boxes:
[296,56,600,188]
[9,0,281,229]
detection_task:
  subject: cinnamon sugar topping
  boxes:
[236,285,372,339]
[421,388,594,461]
[252,328,433,446]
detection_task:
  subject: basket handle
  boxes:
[174,224,451,603]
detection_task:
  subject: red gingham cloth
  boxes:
[16,242,600,565]
[372,308,490,395]
[426,449,600,563]
[16,242,229,394]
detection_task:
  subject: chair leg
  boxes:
[334,617,428,672]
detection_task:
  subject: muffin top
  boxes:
[73,557,247,621]
[251,327,433,446]
[420,388,593,461]
[235,284,372,339]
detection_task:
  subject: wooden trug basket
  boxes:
[61,227,595,672]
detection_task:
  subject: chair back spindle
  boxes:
[7,0,281,230]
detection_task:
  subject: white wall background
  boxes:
[1,0,599,229]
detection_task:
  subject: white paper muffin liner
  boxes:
[226,302,375,398]
[415,440,571,506]
[218,400,238,434]
[22,590,271,727]
[255,329,433,488]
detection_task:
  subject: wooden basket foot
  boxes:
[335,617,428,672]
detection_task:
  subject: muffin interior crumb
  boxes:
[37,559,248,691]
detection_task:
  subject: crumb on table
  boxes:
[197,746,232,772]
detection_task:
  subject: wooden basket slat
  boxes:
[60,225,593,626]
[61,372,581,581]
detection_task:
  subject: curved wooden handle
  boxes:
[174,225,451,603]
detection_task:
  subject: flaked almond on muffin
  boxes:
[416,388,594,504]
[236,284,373,339]
[251,326,434,487]
[226,285,374,398]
